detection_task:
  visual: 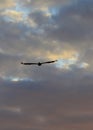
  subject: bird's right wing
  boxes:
[41,60,57,64]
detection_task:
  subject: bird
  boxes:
[21,60,57,66]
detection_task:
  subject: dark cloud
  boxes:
[0,73,93,130]
[29,11,51,26]
[45,0,93,44]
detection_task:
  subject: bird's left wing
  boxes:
[21,62,38,65]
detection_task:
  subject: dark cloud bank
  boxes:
[0,69,93,130]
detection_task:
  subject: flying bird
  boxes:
[21,60,57,66]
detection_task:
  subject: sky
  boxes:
[0,0,93,129]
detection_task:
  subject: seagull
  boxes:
[21,60,57,66]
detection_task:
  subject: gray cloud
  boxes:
[29,11,51,26]
[45,0,93,44]
[0,73,93,130]
[18,0,72,8]
[22,0,93,67]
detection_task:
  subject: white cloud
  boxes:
[1,10,24,22]
[0,106,21,114]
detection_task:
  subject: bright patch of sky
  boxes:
[56,58,77,69]
[1,2,55,29]
[2,76,34,82]
[78,62,89,69]
[1,2,30,22]
[0,106,22,114]
[49,7,59,15]
[15,3,31,16]
[56,53,89,70]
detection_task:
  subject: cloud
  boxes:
[0,16,82,80]
[1,0,93,129]
[0,106,21,114]
[45,0,93,44]
[0,0,16,9]
[20,0,93,68]
[29,10,51,26]
[1,10,24,22]
[0,73,93,129]
[18,0,72,8]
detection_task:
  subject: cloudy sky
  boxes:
[0,0,93,129]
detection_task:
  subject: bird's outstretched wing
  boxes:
[41,60,57,64]
[21,60,57,66]
[21,62,38,65]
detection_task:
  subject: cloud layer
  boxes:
[0,0,93,129]
[0,74,93,130]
